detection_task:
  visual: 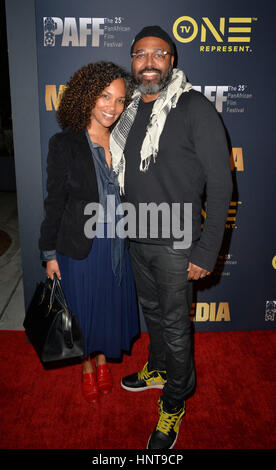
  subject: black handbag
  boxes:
[23,274,84,363]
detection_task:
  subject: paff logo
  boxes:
[193,85,229,113]
[43,17,105,47]
[173,16,257,52]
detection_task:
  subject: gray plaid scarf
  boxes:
[110,68,192,194]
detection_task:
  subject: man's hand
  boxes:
[46,259,61,280]
[187,262,211,281]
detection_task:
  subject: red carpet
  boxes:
[0,330,275,449]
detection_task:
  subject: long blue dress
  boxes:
[56,136,139,358]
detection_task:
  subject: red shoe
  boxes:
[82,372,99,404]
[97,364,113,394]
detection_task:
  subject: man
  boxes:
[110,26,233,449]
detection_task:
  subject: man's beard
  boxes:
[133,65,173,95]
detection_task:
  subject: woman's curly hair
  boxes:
[57,61,135,132]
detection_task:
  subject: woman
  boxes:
[39,62,139,404]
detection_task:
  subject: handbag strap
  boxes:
[49,274,58,310]
[51,274,74,349]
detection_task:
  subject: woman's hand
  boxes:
[46,259,61,280]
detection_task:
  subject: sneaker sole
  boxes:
[121,381,165,392]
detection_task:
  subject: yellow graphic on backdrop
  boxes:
[45,84,66,110]
[190,302,231,322]
[173,16,256,52]
[230,148,244,171]
[202,201,242,229]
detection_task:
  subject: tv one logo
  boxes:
[173,16,255,46]
[43,17,105,47]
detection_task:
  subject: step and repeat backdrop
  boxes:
[35,0,275,332]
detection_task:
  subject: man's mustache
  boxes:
[138,67,162,76]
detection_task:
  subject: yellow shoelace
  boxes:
[138,362,151,380]
[156,402,185,435]
[138,363,166,381]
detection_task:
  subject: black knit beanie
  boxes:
[130,25,175,55]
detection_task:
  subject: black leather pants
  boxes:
[129,241,196,409]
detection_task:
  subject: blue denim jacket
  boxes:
[41,132,124,282]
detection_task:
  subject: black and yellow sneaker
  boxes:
[147,398,185,449]
[121,362,167,392]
